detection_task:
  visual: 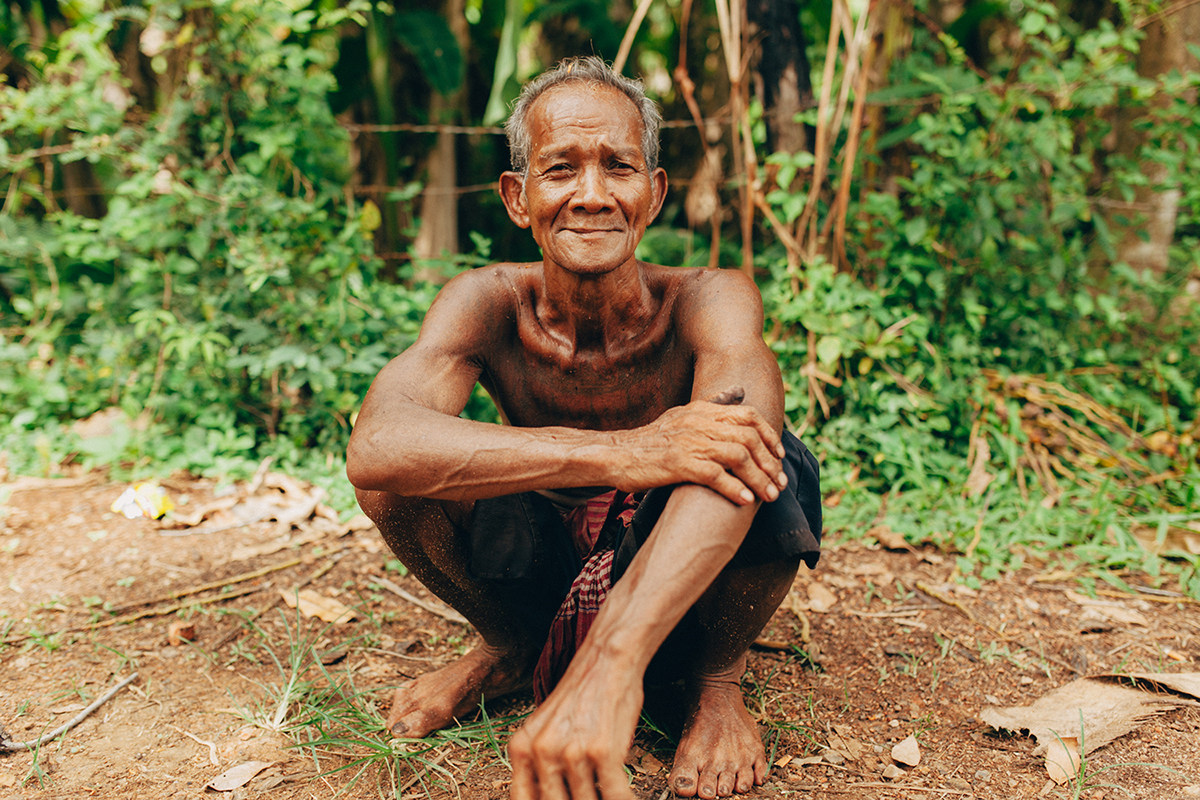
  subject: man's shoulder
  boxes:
[643,264,760,309]
[433,263,539,311]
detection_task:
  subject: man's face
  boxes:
[500,83,667,277]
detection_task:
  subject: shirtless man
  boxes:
[346,56,821,800]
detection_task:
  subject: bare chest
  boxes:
[482,329,694,431]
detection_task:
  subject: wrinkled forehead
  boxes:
[526,82,645,155]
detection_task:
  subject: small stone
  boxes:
[889,719,901,728]
[882,764,905,780]
[891,735,921,767]
[821,749,845,766]
[1182,787,1200,797]
[873,744,884,754]
[975,769,992,783]
[947,777,971,791]
[984,694,1000,705]
[1020,676,1034,685]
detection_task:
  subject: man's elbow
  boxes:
[345,433,387,491]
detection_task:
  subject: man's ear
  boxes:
[648,167,668,223]
[499,171,530,229]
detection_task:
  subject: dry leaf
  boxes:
[1106,672,1200,700]
[280,589,357,623]
[205,760,274,791]
[981,677,1188,757]
[891,734,920,767]
[1044,735,1080,785]
[168,620,197,646]
[774,754,793,768]
[965,435,995,498]
[806,582,837,613]
[338,513,376,536]
[1063,590,1148,626]
[867,524,907,550]
[1129,523,1200,556]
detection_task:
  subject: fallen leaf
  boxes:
[774,755,793,768]
[867,524,907,550]
[205,760,274,791]
[168,620,197,646]
[280,589,357,623]
[1064,590,1148,626]
[881,764,905,780]
[1044,735,1080,785]
[1105,672,1200,700]
[338,513,376,536]
[794,755,824,766]
[964,435,995,498]
[891,734,920,767]
[980,677,1189,758]
[806,582,837,613]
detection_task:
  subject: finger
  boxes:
[563,755,601,800]
[691,461,757,505]
[707,440,780,504]
[594,757,636,800]
[710,402,785,462]
[509,756,537,800]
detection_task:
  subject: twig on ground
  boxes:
[210,552,345,652]
[170,724,219,765]
[109,557,303,615]
[1,587,262,645]
[0,673,138,751]
[373,576,469,625]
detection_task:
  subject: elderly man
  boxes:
[346,56,821,800]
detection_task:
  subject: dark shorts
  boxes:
[466,430,822,602]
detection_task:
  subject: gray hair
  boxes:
[505,56,662,175]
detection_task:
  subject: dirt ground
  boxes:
[2,472,1199,800]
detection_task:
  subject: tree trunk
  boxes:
[413,0,468,274]
[1112,5,1200,275]
[747,0,812,155]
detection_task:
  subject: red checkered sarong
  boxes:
[531,489,638,702]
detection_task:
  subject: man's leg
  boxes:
[666,556,802,799]
[356,489,556,736]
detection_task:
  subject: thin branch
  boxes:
[0,674,139,751]
[613,0,655,74]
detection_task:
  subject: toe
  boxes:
[716,766,736,797]
[697,769,719,799]
[670,763,701,798]
[734,767,754,794]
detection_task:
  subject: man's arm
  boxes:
[347,269,786,505]
[508,270,788,799]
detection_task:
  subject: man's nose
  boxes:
[569,166,615,213]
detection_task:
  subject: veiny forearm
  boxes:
[346,402,619,500]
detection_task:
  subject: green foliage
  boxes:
[0,1,436,481]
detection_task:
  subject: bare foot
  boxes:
[386,644,534,737]
[668,659,767,798]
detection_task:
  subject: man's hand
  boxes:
[508,653,643,800]
[610,386,787,507]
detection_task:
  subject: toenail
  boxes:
[390,721,408,735]
[675,777,694,789]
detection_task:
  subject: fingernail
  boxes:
[767,485,779,501]
[740,489,754,504]
[778,472,788,488]
[776,444,786,458]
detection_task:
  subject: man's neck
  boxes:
[536,259,656,354]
